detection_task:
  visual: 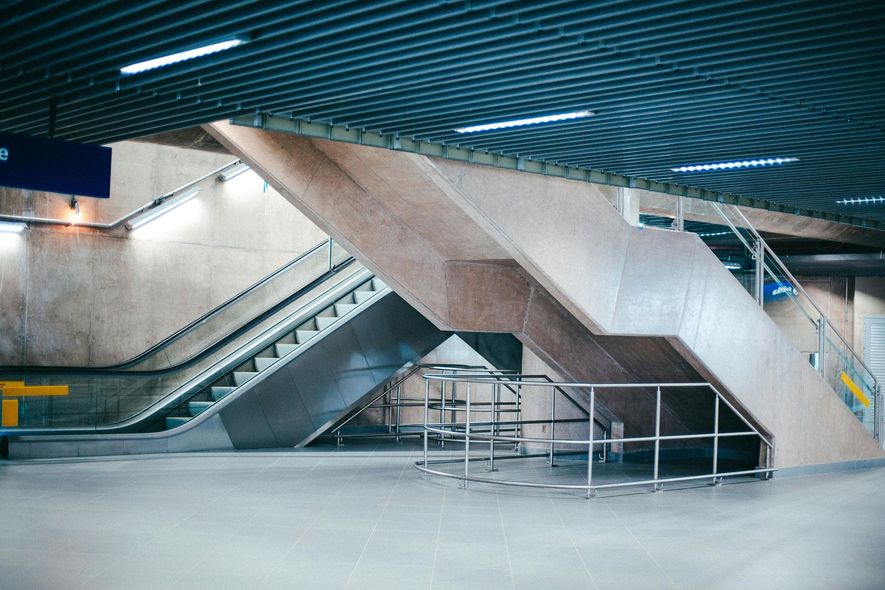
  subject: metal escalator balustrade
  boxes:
[158,275,389,432]
[0,238,357,433]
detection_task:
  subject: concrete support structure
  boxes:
[206,121,884,468]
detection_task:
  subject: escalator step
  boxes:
[371,278,387,291]
[275,343,299,357]
[211,386,236,401]
[315,316,337,331]
[188,401,213,417]
[334,303,357,316]
[254,357,278,372]
[233,371,259,386]
[353,291,375,304]
[295,329,320,344]
[165,416,191,429]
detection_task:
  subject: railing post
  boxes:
[653,386,662,492]
[423,379,430,473]
[818,318,826,377]
[712,394,720,486]
[439,373,446,448]
[328,237,334,271]
[488,382,498,472]
[463,382,471,488]
[548,386,556,467]
[754,238,764,306]
[587,388,595,499]
[395,383,402,443]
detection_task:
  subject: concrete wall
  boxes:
[0,141,326,366]
[854,277,885,362]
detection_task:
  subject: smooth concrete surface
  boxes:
[0,141,327,366]
[0,451,883,590]
[204,122,883,467]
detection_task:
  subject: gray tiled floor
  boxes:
[1,447,883,590]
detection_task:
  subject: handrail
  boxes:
[0,248,356,376]
[2,267,377,435]
[713,203,877,389]
[0,159,242,229]
[417,372,775,497]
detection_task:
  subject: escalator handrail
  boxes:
[0,238,351,375]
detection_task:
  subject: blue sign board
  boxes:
[0,131,111,198]
[764,281,797,300]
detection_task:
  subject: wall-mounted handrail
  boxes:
[0,159,242,229]
[417,372,775,498]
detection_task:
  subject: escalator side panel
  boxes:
[219,292,448,449]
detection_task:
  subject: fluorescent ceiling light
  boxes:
[125,187,199,230]
[121,38,245,75]
[217,163,251,182]
[671,157,799,173]
[698,230,732,238]
[724,262,742,270]
[835,196,885,206]
[0,221,26,234]
[455,110,594,133]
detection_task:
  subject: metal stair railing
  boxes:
[417,372,775,499]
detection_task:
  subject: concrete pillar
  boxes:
[617,187,641,226]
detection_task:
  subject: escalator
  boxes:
[0,240,449,458]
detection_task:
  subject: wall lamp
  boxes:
[125,187,199,230]
[217,163,250,182]
[0,221,26,234]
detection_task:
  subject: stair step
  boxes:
[371,278,387,291]
[165,416,191,429]
[211,386,236,401]
[353,291,375,304]
[334,303,357,316]
[233,371,259,386]
[275,343,299,357]
[188,401,213,417]
[296,330,320,344]
[315,316,337,331]
[254,357,278,372]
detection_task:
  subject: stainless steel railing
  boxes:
[416,372,775,498]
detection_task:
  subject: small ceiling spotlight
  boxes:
[70,196,81,222]
[455,110,594,133]
[835,196,885,206]
[671,157,799,173]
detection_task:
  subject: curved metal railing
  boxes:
[415,372,775,498]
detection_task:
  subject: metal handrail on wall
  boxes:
[416,372,775,498]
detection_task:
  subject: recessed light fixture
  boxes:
[698,230,732,238]
[724,262,742,271]
[0,221,26,234]
[125,187,199,230]
[671,157,799,173]
[835,196,885,206]
[455,110,594,133]
[121,38,246,75]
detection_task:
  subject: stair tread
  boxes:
[233,371,259,386]
[254,357,279,371]
[211,386,236,401]
[165,416,192,429]
[275,343,300,356]
[188,401,213,417]
[296,330,320,343]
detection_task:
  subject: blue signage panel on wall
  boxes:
[0,131,112,198]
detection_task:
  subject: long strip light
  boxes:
[671,157,799,173]
[0,221,26,234]
[698,230,732,238]
[455,110,594,133]
[835,196,885,206]
[724,262,743,270]
[125,187,199,230]
[121,39,245,75]
[217,163,251,182]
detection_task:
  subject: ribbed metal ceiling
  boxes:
[2,1,884,223]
